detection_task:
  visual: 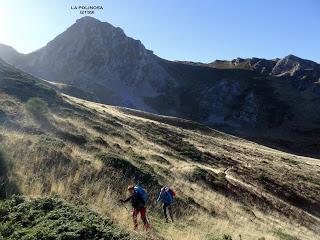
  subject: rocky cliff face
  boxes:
[1,17,320,154]
[272,54,320,76]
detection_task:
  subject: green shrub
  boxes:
[93,136,109,146]
[25,97,49,120]
[205,233,233,240]
[0,196,133,240]
[223,235,233,240]
[96,152,159,187]
[56,130,87,145]
[190,167,228,191]
[273,229,300,240]
[150,154,171,165]
[0,150,19,199]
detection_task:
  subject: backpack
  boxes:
[164,187,176,204]
[168,188,176,197]
[164,187,176,198]
[134,185,148,204]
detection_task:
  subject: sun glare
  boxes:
[0,1,9,45]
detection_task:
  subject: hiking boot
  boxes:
[144,223,150,230]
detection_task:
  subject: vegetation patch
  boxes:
[96,152,159,188]
[25,97,49,119]
[0,196,133,240]
[0,110,8,124]
[273,229,301,240]
[0,68,57,103]
[93,136,109,147]
[0,149,19,199]
[92,124,110,134]
[140,123,236,166]
[105,119,123,128]
[189,167,277,213]
[150,154,171,165]
[253,169,320,218]
[56,130,87,145]
[24,97,53,130]
[205,233,233,240]
[190,167,228,191]
[281,157,299,166]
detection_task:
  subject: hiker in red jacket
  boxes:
[120,185,150,230]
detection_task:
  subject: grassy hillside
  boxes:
[0,60,320,240]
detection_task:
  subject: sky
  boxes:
[0,0,319,63]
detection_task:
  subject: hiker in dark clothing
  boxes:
[157,187,175,222]
[120,185,150,230]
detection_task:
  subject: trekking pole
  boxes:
[146,203,151,225]
[120,201,130,214]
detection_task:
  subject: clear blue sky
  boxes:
[1,0,319,63]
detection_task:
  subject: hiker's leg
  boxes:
[140,207,150,230]
[131,208,138,230]
[163,204,169,222]
[168,205,174,222]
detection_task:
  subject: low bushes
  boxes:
[25,97,49,121]
[0,196,133,240]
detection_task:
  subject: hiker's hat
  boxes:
[161,186,168,192]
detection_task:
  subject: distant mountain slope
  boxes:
[0,58,319,240]
[0,43,22,64]
[1,17,320,156]
[207,55,320,85]
[0,57,95,103]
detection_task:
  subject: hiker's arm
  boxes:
[121,196,131,203]
[156,192,162,203]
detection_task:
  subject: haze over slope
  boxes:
[0,58,320,240]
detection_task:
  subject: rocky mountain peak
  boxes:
[282,54,300,61]
[0,17,174,112]
[75,16,101,24]
[72,16,124,35]
[18,17,155,86]
[45,16,126,50]
[272,54,319,76]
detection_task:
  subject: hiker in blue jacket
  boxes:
[156,186,175,222]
